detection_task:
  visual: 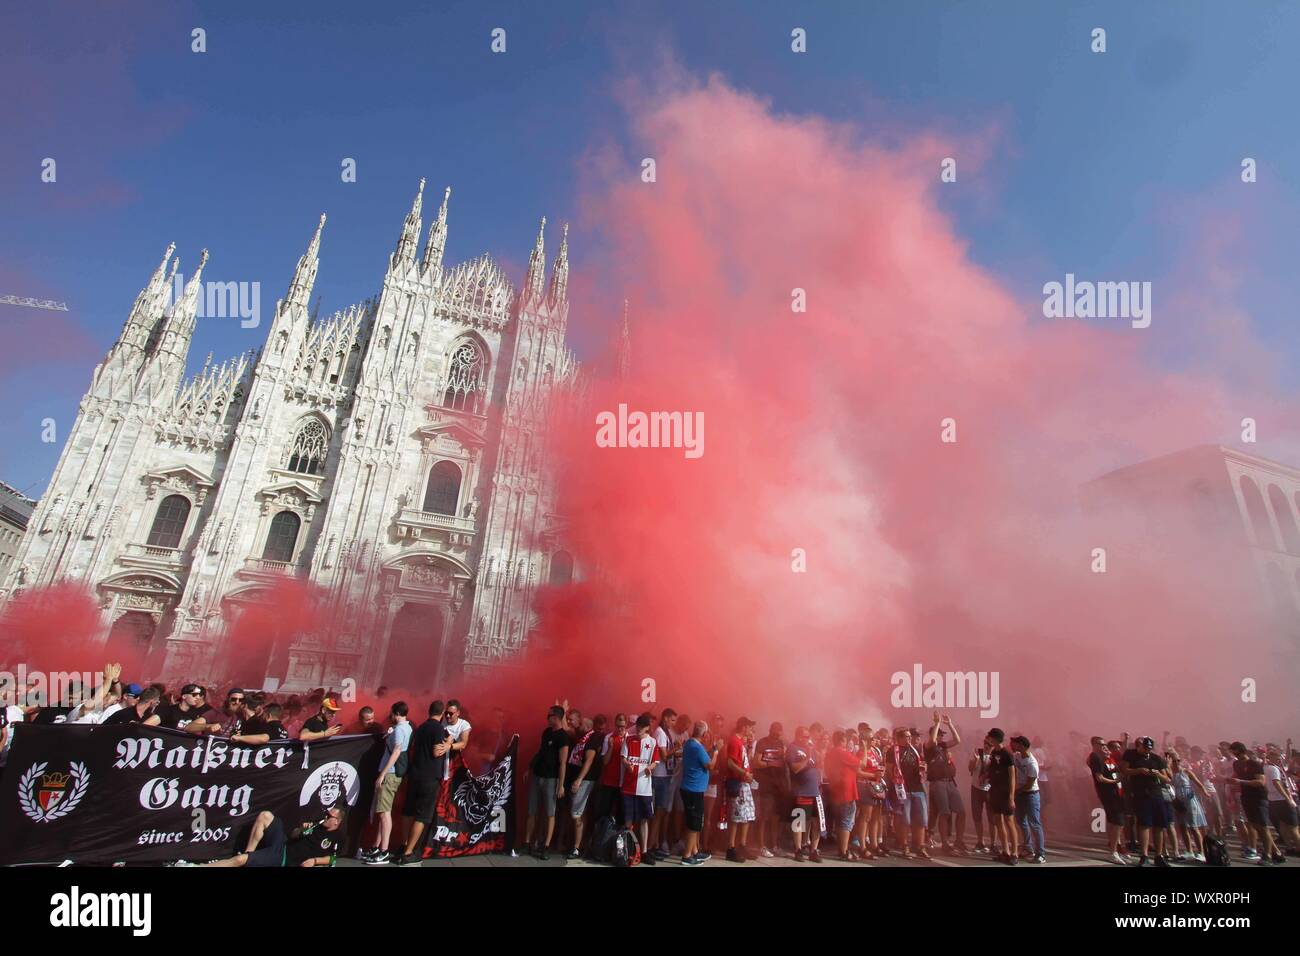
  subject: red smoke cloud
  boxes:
[514,75,1296,742]
[5,76,1295,748]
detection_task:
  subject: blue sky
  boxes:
[2,0,1298,493]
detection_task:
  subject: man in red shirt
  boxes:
[825,729,867,860]
[725,717,757,863]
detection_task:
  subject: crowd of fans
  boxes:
[2,665,1297,868]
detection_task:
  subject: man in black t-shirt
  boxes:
[396,700,450,867]
[1120,736,1171,866]
[151,685,219,734]
[1229,741,1280,863]
[104,687,161,725]
[298,697,343,741]
[1086,736,1127,862]
[985,728,1018,864]
[525,705,571,860]
[192,807,344,868]
[754,722,789,857]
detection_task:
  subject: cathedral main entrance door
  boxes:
[381,602,443,693]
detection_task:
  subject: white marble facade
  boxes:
[0,182,599,692]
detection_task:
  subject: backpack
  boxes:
[611,828,642,867]
[591,815,620,863]
[1203,835,1231,867]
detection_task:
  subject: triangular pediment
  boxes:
[256,479,323,504]
[144,464,215,488]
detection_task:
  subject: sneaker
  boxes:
[808,850,824,863]
[642,854,657,865]
[916,847,932,860]
[1155,856,1171,868]
[952,843,968,857]
[397,853,423,867]
[1272,852,1286,864]
[691,851,711,863]
[760,846,775,858]
[1033,854,1046,864]
[1136,855,1149,867]
[973,842,988,854]
[901,849,914,860]
[167,860,198,867]
[680,855,703,866]
[538,849,550,861]
[566,849,581,860]
[725,848,744,863]
[1111,851,1128,865]
[1243,849,1259,860]
[793,849,806,863]
[364,850,391,866]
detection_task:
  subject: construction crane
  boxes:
[0,295,69,312]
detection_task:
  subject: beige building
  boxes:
[0,481,35,585]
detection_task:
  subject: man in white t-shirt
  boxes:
[1264,744,1300,854]
[441,699,472,781]
[648,708,677,860]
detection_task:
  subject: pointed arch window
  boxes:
[262,511,301,564]
[286,418,329,475]
[549,550,574,586]
[423,461,462,516]
[442,339,487,414]
[146,494,191,549]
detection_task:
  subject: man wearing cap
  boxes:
[1229,741,1280,864]
[150,684,219,734]
[188,806,346,868]
[1120,736,1172,866]
[104,686,160,725]
[299,696,343,741]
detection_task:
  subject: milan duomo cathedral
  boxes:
[0,180,619,692]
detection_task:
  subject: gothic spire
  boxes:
[115,242,176,354]
[392,178,425,270]
[524,216,547,302]
[548,222,569,306]
[421,185,451,275]
[287,213,325,309]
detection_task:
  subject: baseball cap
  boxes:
[321,696,341,712]
[124,683,144,696]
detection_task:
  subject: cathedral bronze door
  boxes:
[105,611,157,669]
[381,602,443,693]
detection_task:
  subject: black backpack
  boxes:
[1203,835,1231,867]
[611,828,642,867]
[591,815,620,863]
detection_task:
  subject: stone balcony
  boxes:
[394,507,477,548]
[238,556,307,582]
[120,542,185,572]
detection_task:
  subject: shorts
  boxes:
[834,801,857,831]
[793,794,825,836]
[929,779,964,816]
[988,788,1014,817]
[623,793,654,823]
[729,784,756,823]
[893,790,928,826]
[244,817,288,867]
[375,773,403,813]
[704,783,717,799]
[1134,794,1173,829]
[529,775,559,818]
[1099,792,1126,828]
[1242,797,1270,829]
[1269,801,1299,828]
[681,789,706,832]
[759,786,788,817]
[651,775,672,811]
[570,780,594,817]
[402,777,438,823]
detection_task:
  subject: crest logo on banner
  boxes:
[299,760,360,811]
[18,761,90,823]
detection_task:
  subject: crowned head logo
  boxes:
[299,761,359,813]
[18,761,90,823]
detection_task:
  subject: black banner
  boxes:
[424,734,518,858]
[0,724,383,865]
